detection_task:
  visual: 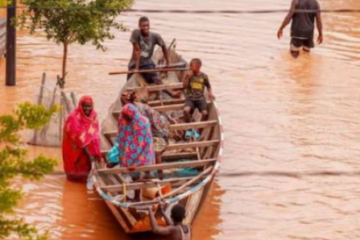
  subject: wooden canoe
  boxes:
[92,40,224,234]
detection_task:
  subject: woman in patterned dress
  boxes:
[107,103,155,201]
[119,90,182,179]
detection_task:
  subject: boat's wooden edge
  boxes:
[161,166,214,199]
[94,166,133,232]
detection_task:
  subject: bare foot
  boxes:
[171,90,182,98]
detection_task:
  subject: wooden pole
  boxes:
[59,93,64,143]
[5,0,16,86]
[31,73,46,144]
[61,91,72,114]
[70,91,77,109]
[109,67,188,76]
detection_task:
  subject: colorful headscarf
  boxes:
[117,103,155,167]
[65,95,100,148]
[62,95,101,182]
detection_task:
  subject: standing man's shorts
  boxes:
[127,64,162,84]
[290,38,315,52]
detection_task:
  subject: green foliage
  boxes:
[0,0,7,7]
[16,0,134,80]
[0,102,58,240]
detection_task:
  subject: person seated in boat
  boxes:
[128,16,181,98]
[120,90,180,179]
[62,96,101,183]
[148,204,192,240]
[183,58,215,123]
[107,103,155,201]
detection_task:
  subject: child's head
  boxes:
[171,204,186,223]
[190,58,202,72]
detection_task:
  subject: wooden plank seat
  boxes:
[103,121,218,138]
[127,83,184,92]
[100,176,199,192]
[112,103,185,118]
[165,140,219,151]
[148,98,186,107]
[97,158,216,175]
[100,140,219,158]
[170,120,217,131]
[100,150,198,162]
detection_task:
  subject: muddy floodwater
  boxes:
[1,0,360,239]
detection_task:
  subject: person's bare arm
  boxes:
[160,204,173,226]
[83,145,95,161]
[148,207,173,235]
[278,0,297,39]
[183,72,191,87]
[161,45,170,66]
[205,76,215,101]
[316,9,323,44]
[132,42,141,70]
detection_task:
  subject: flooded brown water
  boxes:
[1,0,360,239]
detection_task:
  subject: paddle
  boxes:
[109,67,188,76]
[109,62,188,75]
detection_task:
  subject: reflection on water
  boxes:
[2,0,360,239]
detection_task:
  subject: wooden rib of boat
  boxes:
[92,40,224,234]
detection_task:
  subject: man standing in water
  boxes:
[277,0,323,58]
[128,16,181,98]
[148,204,192,240]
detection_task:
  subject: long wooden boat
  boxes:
[91,40,224,234]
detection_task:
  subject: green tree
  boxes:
[17,0,134,85]
[0,102,58,240]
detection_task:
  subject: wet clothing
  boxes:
[107,103,155,168]
[127,63,162,84]
[185,99,208,114]
[127,29,165,82]
[290,0,320,49]
[185,72,210,101]
[185,72,210,113]
[178,225,192,240]
[291,38,314,51]
[62,96,101,183]
[128,30,165,67]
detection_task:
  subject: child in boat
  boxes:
[183,58,215,123]
[148,204,192,240]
